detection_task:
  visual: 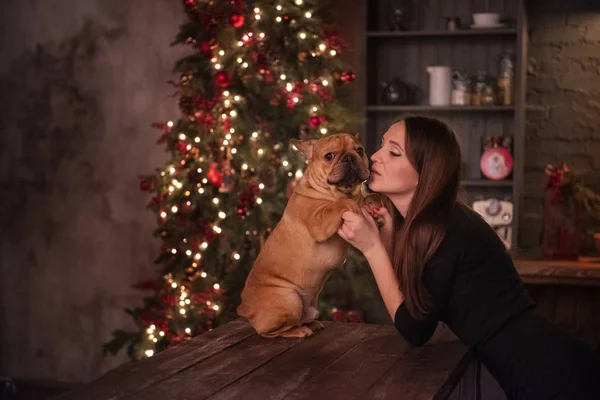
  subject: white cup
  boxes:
[472,13,500,26]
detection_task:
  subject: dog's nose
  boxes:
[342,154,356,163]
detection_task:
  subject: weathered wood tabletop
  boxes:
[56,319,473,400]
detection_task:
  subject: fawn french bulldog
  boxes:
[237,133,381,338]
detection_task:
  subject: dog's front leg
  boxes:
[305,199,360,242]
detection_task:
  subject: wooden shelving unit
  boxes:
[363,0,528,249]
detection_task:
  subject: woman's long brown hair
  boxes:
[384,115,462,320]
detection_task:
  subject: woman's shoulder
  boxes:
[445,201,507,252]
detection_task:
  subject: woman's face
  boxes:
[368,121,419,197]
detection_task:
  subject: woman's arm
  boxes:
[363,242,403,321]
[364,243,439,346]
[337,209,443,346]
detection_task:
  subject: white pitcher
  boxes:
[426,66,452,106]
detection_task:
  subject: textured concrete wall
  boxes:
[521,1,600,249]
[0,0,185,383]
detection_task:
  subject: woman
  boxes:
[337,115,600,399]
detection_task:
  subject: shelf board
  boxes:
[367,105,515,112]
[367,29,517,38]
[461,180,513,188]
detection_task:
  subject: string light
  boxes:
[201,272,208,278]
[213,198,219,204]
[179,133,186,140]
[256,198,263,204]
[219,211,226,219]
[305,12,312,18]
[167,121,174,128]
[145,350,154,357]
[277,5,283,10]
[321,128,328,134]
[171,249,177,254]
[171,282,177,288]
[295,0,303,4]
[214,283,220,290]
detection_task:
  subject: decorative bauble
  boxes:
[215,71,232,87]
[230,13,245,28]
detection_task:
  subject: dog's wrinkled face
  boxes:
[291,133,370,195]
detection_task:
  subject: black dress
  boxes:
[394,202,600,399]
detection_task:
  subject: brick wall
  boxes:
[520,1,600,250]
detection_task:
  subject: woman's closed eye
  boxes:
[389,150,401,157]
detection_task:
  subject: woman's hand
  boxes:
[337,208,383,256]
[363,204,394,256]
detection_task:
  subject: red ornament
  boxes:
[139,179,152,191]
[176,141,188,154]
[160,295,178,308]
[200,42,212,55]
[207,162,223,187]
[309,115,325,128]
[134,279,157,290]
[230,13,245,28]
[215,71,232,87]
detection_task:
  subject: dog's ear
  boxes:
[291,139,316,159]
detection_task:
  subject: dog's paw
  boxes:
[278,326,314,338]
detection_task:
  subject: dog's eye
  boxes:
[356,148,364,156]
[324,152,334,161]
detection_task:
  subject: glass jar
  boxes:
[451,70,471,106]
[497,49,515,106]
[472,71,495,105]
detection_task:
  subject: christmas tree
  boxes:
[104,0,376,361]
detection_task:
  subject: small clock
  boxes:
[480,146,513,181]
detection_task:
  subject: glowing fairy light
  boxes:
[179,133,186,140]
[171,249,177,254]
[167,121,174,127]
[201,242,208,249]
[214,283,220,290]
[145,350,154,357]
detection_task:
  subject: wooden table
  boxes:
[513,258,600,352]
[55,319,474,400]
[514,257,600,287]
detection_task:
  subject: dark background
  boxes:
[0,0,598,387]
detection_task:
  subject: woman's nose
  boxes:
[371,149,381,164]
